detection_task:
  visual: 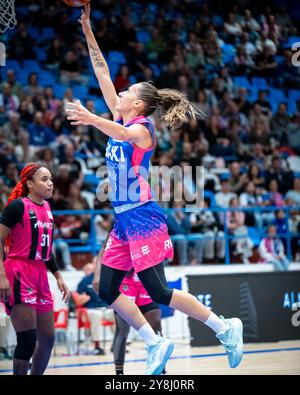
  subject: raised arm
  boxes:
[79,4,120,119]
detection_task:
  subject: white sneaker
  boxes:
[145,337,174,375]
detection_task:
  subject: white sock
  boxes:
[204,312,229,334]
[138,323,159,346]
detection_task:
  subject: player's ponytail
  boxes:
[5,163,42,250]
[136,81,206,131]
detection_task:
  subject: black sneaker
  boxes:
[93,347,105,355]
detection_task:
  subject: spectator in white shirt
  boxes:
[259,225,290,271]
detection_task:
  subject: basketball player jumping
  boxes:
[66,5,243,375]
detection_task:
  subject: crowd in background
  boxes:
[0,0,300,267]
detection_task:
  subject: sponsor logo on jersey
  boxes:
[141,245,151,255]
[24,297,37,304]
[35,251,42,260]
[34,220,53,229]
[130,251,142,260]
[47,211,53,220]
[164,239,173,250]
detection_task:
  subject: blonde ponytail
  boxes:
[136,82,206,131]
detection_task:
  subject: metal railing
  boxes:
[52,205,300,264]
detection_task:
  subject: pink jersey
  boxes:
[8,198,54,261]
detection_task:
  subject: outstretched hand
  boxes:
[78,3,91,35]
[66,100,94,126]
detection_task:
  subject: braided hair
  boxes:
[5,163,43,250]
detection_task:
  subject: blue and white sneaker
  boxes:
[145,337,174,375]
[216,316,243,368]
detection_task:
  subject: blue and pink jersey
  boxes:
[102,116,174,273]
[105,115,155,212]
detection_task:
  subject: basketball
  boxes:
[62,0,90,7]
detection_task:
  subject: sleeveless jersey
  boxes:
[105,115,155,212]
[8,198,54,261]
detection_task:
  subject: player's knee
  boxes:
[14,329,37,361]
[150,287,173,306]
[99,288,120,306]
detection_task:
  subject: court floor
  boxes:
[0,339,299,375]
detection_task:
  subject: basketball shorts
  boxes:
[3,258,54,315]
[103,201,174,273]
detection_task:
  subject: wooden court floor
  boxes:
[0,339,299,375]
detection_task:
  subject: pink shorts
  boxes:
[4,258,54,315]
[102,201,174,273]
[119,275,153,307]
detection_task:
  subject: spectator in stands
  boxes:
[263,14,281,47]
[229,162,249,195]
[59,143,84,186]
[1,111,27,145]
[265,156,294,194]
[15,132,36,164]
[114,65,131,93]
[215,178,237,208]
[263,179,285,207]
[75,260,115,355]
[0,70,23,99]
[53,164,73,198]
[288,207,300,262]
[224,13,243,43]
[146,27,165,62]
[234,87,251,116]
[2,162,19,190]
[286,178,300,206]
[240,9,261,33]
[240,181,264,227]
[254,90,272,117]
[249,103,270,134]
[60,50,88,86]
[226,197,253,264]
[286,113,300,155]
[190,198,225,263]
[0,83,20,115]
[167,200,203,265]
[28,111,56,148]
[270,102,289,144]
[46,37,65,71]
[259,225,290,271]
[23,73,43,98]
[38,147,59,174]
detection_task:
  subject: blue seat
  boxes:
[288,100,297,115]
[233,76,251,89]
[108,51,126,65]
[23,60,41,72]
[137,30,151,43]
[106,60,120,79]
[149,63,161,77]
[16,69,32,85]
[42,27,55,40]
[38,70,56,87]
[288,89,300,101]
[88,75,99,89]
[270,88,287,102]
[72,85,88,101]
[34,48,47,62]
[53,84,68,99]
[252,77,269,89]
[92,96,109,114]
[5,59,20,72]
